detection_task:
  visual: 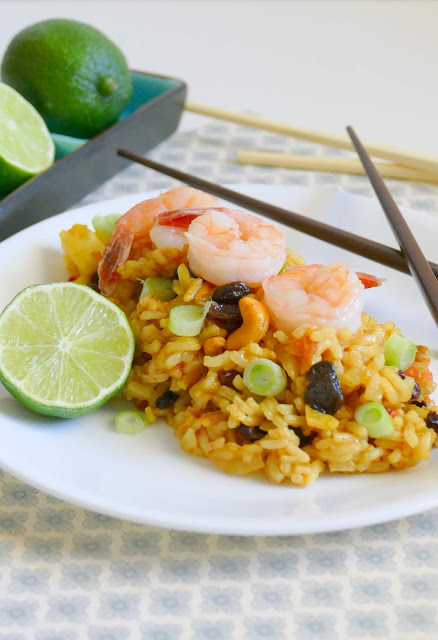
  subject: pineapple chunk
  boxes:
[60,224,105,284]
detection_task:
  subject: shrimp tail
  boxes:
[156,207,235,228]
[356,272,386,289]
[98,226,134,296]
[156,208,208,228]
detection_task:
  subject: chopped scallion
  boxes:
[92,213,121,243]
[243,358,287,396]
[384,333,417,371]
[354,402,394,438]
[140,277,176,302]
[278,263,288,274]
[114,410,148,434]
[168,301,211,336]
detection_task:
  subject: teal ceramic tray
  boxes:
[0,70,187,240]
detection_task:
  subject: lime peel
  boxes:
[0,82,54,192]
[0,282,135,418]
[1,19,132,139]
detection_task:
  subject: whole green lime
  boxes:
[1,19,132,138]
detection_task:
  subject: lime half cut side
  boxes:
[0,282,135,418]
[0,82,54,192]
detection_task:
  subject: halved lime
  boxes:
[0,282,135,418]
[0,82,54,192]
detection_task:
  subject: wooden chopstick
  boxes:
[185,101,438,175]
[117,148,438,279]
[236,150,438,184]
[347,126,438,327]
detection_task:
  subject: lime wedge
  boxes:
[0,82,55,192]
[0,282,135,418]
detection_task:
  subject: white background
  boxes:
[1,0,437,153]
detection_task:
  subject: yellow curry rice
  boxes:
[90,244,438,488]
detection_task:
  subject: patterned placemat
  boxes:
[1,120,437,640]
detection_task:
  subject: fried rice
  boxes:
[61,226,438,487]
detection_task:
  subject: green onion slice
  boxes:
[115,410,149,434]
[140,277,176,302]
[92,213,121,243]
[278,263,288,274]
[384,333,417,371]
[168,301,211,336]
[243,358,287,396]
[354,402,394,438]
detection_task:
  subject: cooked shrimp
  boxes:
[98,187,220,295]
[262,263,365,333]
[184,207,286,286]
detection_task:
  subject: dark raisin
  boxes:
[212,281,251,305]
[289,426,315,447]
[411,381,421,400]
[399,370,421,400]
[207,302,242,332]
[218,370,239,387]
[238,424,266,442]
[411,400,427,408]
[306,361,335,383]
[156,390,179,409]
[426,411,438,434]
[304,361,344,415]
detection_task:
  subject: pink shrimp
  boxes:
[183,207,286,286]
[150,207,286,286]
[98,187,220,295]
[262,263,366,333]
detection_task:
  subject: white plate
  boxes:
[0,185,436,536]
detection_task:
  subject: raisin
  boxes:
[207,302,242,332]
[218,370,239,387]
[411,381,421,400]
[289,427,315,447]
[399,370,421,400]
[238,424,266,442]
[156,390,179,409]
[212,281,251,305]
[411,400,427,408]
[426,411,438,434]
[304,361,344,415]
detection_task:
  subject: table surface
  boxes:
[1,2,438,639]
